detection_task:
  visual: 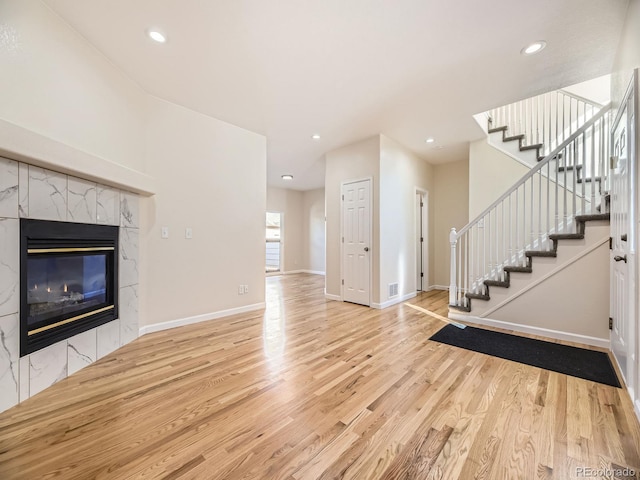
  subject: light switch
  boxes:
[161,226,169,239]
[185,227,193,239]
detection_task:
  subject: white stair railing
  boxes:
[449,104,611,309]
[488,90,603,157]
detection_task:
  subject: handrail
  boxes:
[457,103,611,238]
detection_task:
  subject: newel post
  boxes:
[449,228,457,305]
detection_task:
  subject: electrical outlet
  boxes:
[238,285,244,295]
[243,285,249,294]
[161,227,169,239]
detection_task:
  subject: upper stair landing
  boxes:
[474,89,604,169]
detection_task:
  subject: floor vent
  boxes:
[388,283,399,298]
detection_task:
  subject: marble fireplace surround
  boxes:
[0,151,146,414]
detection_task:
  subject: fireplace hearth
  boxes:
[20,219,119,356]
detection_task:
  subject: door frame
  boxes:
[340,177,373,304]
[630,69,640,417]
[610,69,638,406]
[415,188,429,291]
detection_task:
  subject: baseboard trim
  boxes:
[426,285,448,291]
[448,312,610,349]
[372,292,417,309]
[325,293,342,302]
[284,269,325,275]
[139,302,266,336]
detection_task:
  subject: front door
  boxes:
[342,179,371,306]
[611,71,637,394]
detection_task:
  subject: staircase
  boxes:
[449,91,611,314]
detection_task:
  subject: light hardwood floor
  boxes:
[1,273,639,479]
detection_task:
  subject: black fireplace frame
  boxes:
[20,219,119,356]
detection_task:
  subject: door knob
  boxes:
[364,247,369,252]
[614,255,627,263]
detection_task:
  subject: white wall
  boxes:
[468,138,529,218]
[325,136,380,299]
[266,187,304,273]
[140,98,266,326]
[611,0,640,110]
[563,75,611,105]
[302,188,326,273]
[0,0,147,173]
[433,159,469,288]
[379,135,433,304]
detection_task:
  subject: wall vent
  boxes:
[388,283,399,298]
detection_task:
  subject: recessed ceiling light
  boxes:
[148,30,167,43]
[426,138,435,143]
[521,41,546,55]
[281,174,294,180]
[311,134,321,140]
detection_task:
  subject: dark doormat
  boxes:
[430,324,621,388]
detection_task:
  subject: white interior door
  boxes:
[611,73,637,395]
[342,179,371,306]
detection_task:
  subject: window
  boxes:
[266,212,282,273]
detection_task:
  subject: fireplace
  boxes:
[20,219,119,356]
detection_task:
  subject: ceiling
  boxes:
[43,0,630,191]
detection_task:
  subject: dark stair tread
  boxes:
[465,292,490,301]
[484,279,510,288]
[520,143,543,151]
[525,250,557,257]
[557,165,583,172]
[575,213,610,222]
[449,303,471,312]
[504,134,525,142]
[548,233,585,240]
[542,153,564,162]
[488,126,507,134]
[577,176,602,183]
[504,265,533,273]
